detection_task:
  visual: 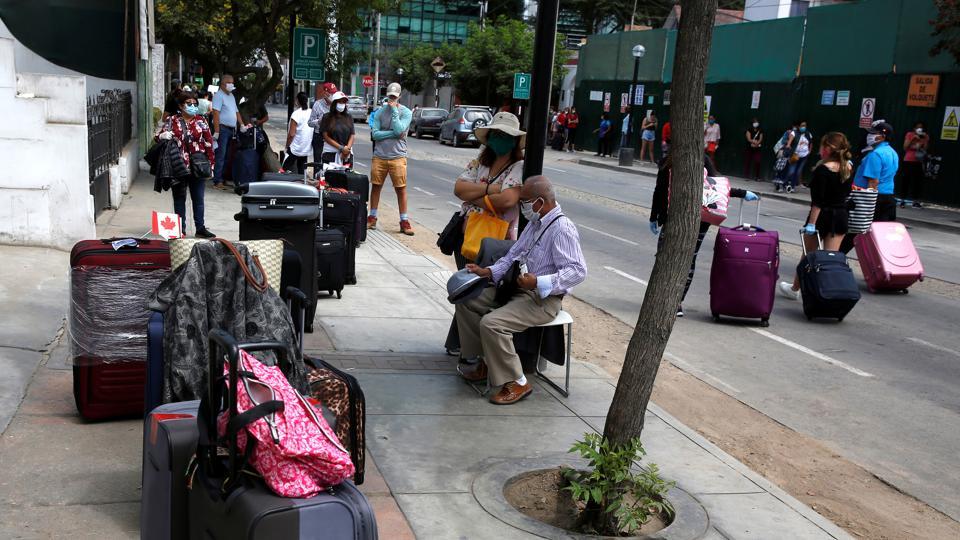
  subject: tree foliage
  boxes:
[156,0,397,108]
[931,0,960,64]
[565,0,744,34]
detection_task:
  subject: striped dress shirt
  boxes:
[489,205,588,298]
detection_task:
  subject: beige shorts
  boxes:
[371,157,407,188]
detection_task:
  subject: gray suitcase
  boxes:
[188,332,377,540]
[141,400,200,540]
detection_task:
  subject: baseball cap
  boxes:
[386,82,402,98]
[322,82,338,94]
[867,120,894,137]
[329,91,347,102]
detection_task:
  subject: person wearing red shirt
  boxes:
[565,107,580,152]
[661,121,672,157]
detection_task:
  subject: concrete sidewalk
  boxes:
[0,168,850,539]
[574,152,960,234]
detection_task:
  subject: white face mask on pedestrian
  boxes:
[866,134,881,146]
[521,198,543,222]
[336,103,347,112]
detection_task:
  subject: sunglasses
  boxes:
[184,101,198,106]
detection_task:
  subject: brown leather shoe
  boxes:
[457,360,487,383]
[490,381,532,405]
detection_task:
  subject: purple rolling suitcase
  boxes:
[709,200,779,326]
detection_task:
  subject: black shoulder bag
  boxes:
[180,118,213,179]
[494,214,564,306]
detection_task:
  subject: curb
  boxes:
[575,158,960,235]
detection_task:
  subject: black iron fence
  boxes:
[87,89,133,217]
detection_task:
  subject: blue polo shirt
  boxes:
[853,141,899,195]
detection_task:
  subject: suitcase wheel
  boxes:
[711,313,720,322]
[837,317,844,322]
[902,289,909,294]
[328,290,335,297]
[337,290,342,299]
[760,319,770,327]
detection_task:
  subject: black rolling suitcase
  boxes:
[324,170,370,242]
[798,234,860,322]
[187,332,378,540]
[323,191,361,284]
[238,181,320,331]
[141,400,200,540]
[316,187,347,298]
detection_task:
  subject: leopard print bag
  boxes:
[306,357,366,485]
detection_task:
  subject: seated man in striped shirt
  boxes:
[457,176,588,405]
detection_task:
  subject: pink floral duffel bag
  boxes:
[219,350,355,498]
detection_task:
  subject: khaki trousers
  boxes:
[455,288,561,387]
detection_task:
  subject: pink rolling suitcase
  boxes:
[854,222,923,293]
[710,200,779,326]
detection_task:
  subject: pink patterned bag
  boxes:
[219,350,355,498]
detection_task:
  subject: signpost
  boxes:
[362,75,374,88]
[632,84,645,106]
[750,90,761,109]
[821,90,836,106]
[907,74,940,108]
[603,92,611,112]
[513,72,531,100]
[292,27,326,81]
[859,98,876,129]
[836,90,850,106]
[620,93,629,113]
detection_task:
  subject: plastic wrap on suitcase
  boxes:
[306,357,365,484]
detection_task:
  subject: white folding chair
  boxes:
[534,310,574,397]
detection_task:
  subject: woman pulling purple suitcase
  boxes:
[649,154,758,317]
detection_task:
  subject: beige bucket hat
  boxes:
[474,112,526,147]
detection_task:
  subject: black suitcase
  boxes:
[188,332,378,540]
[239,182,320,331]
[323,191,365,248]
[798,248,860,322]
[141,400,200,540]
[550,132,565,150]
[324,170,370,242]
[316,227,346,298]
[261,171,304,183]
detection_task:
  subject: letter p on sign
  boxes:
[302,35,319,58]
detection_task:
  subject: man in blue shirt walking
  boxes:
[840,121,899,254]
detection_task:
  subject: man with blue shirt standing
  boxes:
[854,120,899,221]
[367,83,414,235]
[211,74,247,190]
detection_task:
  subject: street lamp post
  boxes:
[395,68,405,106]
[620,44,645,167]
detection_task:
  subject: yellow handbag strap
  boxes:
[482,195,501,219]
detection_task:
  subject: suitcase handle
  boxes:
[284,286,309,353]
[207,330,289,486]
[799,230,823,256]
[737,197,762,228]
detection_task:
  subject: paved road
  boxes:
[265,107,960,520]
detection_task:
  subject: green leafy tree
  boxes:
[389,43,443,96]
[156,0,398,108]
[443,18,568,107]
[931,0,960,63]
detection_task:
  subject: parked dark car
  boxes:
[438,106,492,148]
[408,107,447,138]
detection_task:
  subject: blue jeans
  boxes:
[213,125,235,185]
[172,176,205,232]
[785,155,808,188]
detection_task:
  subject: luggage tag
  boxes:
[111,238,139,250]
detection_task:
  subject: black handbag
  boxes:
[437,211,465,256]
[493,215,564,307]
[180,118,212,179]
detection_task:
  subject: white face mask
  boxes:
[866,134,881,146]
[336,103,347,112]
[915,128,924,135]
[225,83,236,92]
[752,122,759,128]
[520,199,542,223]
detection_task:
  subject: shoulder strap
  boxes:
[179,117,194,146]
[531,214,565,250]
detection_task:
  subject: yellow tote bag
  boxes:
[461,196,509,261]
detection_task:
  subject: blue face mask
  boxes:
[708,119,715,125]
[184,104,199,116]
[799,126,807,133]
[486,132,517,156]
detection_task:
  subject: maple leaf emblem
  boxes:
[160,216,177,230]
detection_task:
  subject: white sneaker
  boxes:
[778,281,800,301]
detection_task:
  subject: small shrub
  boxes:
[563,433,675,536]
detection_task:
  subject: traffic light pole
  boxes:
[522,0,560,180]
[287,13,295,120]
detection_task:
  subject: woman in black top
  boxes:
[743,118,763,181]
[779,132,853,300]
[649,154,758,317]
[319,92,356,167]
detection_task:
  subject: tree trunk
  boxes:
[602,0,718,447]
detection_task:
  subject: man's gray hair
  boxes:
[526,175,557,202]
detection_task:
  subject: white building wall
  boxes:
[0,24,96,248]
[744,0,794,21]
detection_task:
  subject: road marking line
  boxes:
[907,337,960,358]
[432,174,455,184]
[413,187,435,196]
[603,266,648,286]
[749,328,874,378]
[446,201,462,208]
[353,161,368,168]
[580,225,639,246]
[664,352,742,394]
[544,166,567,173]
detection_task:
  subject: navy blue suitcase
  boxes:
[798,249,860,321]
[145,311,165,414]
[232,147,261,186]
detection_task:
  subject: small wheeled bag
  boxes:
[798,233,860,322]
[141,400,200,540]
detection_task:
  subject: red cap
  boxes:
[322,82,338,94]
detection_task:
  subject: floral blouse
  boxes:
[159,114,215,172]
[457,158,524,239]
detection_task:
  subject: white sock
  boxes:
[516,375,527,386]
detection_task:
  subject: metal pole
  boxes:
[178,53,183,82]
[435,74,440,108]
[522,0,560,180]
[627,56,640,146]
[373,12,381,104]
[287,13,296,120]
